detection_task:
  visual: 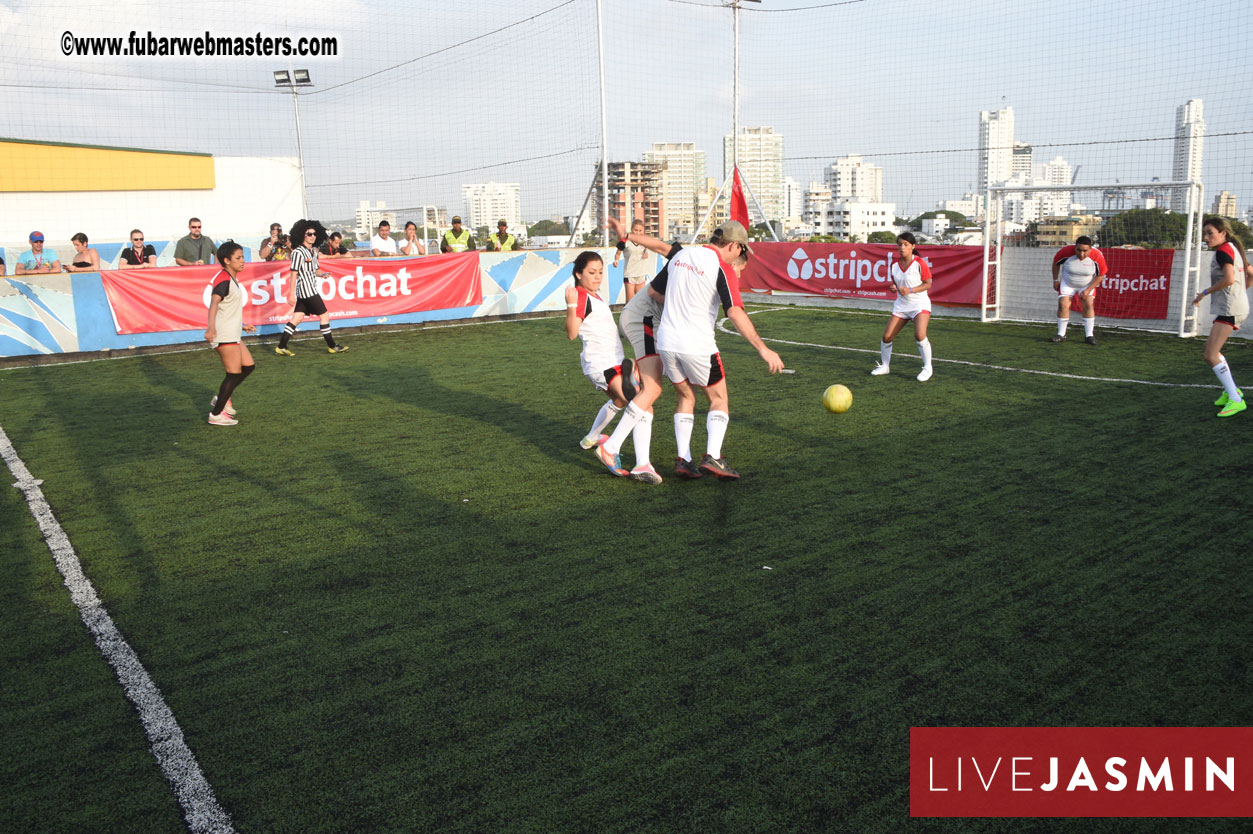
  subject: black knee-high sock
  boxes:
[278,322,297,349]
[212,372,246,414]
[240,363,256,379]
[320,325,337,348]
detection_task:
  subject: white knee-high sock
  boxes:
[1083,317,1096,337]
[1213,358,1242,401]
[604,401,645,455]
[584,401,621,442]
[674,413,695,461]
[880,341,893,368]
[1057,317,1069,337]
[631,411,654,468]
[917,338,932,370]
[706,410,729,459]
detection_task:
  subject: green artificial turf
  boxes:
[1,307,1249,833]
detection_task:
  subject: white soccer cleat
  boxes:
[580,433,609,450]
[207,411,238,426]
[210,395,237,417]
[870,364,890,376]
[917,367,933,382]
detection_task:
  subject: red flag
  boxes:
[730,167,750,227]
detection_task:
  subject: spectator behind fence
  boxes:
[119,229,157,269]
[320,231,352,259]
[485,219,520,252]
[0,251,6,275]
[65,233,103,272]
[441,216,475,253]
[259,223,290,261]
[370,220,398,256]
[16,231,61,274]
[175,217,216,266]
[399,221,426,256]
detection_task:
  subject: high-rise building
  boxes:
[723,126,784,223]
[643,142,706,238]
[978,106,1015,195]
[802,181,832,231]
[355,200,396,239]
[695,177,727,235]
[1171,99,1204,212]
[463,182,521,231]
[824,155,883,203]
[782,177,804,221]
[1011,142,1033,181]
[1035,155,1073,217]
[1211,190,1237,218]
[594,162,666,238]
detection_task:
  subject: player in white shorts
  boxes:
[612,218,652,302]
[1050,235,1108,345]
[651,220,784,480]
[871,232,935,382]
[564,250,635,474]
[1192,217,1253,417]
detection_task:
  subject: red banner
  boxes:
[730,167,750,228]
[99,253,482,335]
[911,727,1253,817]
[1091,248,1175,319]
[740,242,985,306]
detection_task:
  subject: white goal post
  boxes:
[981,182,1204,337]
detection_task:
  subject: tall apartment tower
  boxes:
[462,182,521,231]
[643,142,706,238]
[723,126,784,223]
[978,106,1015,195]
[824,155,883,203]
[1171,99,1204,212]
[594,162,666,238]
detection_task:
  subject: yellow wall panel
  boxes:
[0,139,214,192]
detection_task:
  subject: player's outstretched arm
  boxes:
[725,306,784,373]
[607,217,674,257]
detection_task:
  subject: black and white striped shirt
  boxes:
[290,246,321,299]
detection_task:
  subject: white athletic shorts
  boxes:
[660,350,725,388]
[1058,279,1095,300]
[618,309,658,360]
[581,357,622,392]
[891,298,931,320]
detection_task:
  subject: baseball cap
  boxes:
[713,220,752,255]
[29,231,44,242]
[451,216,462,224]
[498,219,508,226]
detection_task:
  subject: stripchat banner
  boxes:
[99,253,483,335]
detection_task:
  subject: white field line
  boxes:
[1,425,235,834]
[721,308,1213,390]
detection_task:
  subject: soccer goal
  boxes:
[981,182,1204,336]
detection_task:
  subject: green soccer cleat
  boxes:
[1214,390,1241,407]
[1217,398,1247,418]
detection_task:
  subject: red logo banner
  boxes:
[1092,249,1175,320]
[99,253,483,335]
[740,242,986,306]
[911,727,1253,817]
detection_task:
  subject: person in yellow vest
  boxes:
[440,216,476,253]
[485,219,521,252]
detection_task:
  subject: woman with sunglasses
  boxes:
[275,219,349,356]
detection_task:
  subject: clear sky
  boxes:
[1,0,1248,223]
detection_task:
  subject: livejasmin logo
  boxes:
[785,247,930,289]
[910,727,1253,818]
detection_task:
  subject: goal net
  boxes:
[982,183,1205,336]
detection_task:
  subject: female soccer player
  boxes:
[1192,217,1252,417]
[564,250,634,476]
[872,231,934,382]
[612,218,651,302]
[275,219,348,356]
[204,241,255,426]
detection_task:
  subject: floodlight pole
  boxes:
[596,0,609,245]
[275,68,313,219]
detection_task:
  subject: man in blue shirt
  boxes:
[15,231,60,274]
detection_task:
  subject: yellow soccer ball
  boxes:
[822,384,852,414]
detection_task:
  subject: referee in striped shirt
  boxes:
[275,219,349,355]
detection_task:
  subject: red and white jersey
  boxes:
[1210,242,1250,320]
[1053,245,1108,287]
[652,245,742,356]
[574,287,624,369]
[890,256,932,295]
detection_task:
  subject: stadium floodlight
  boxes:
[273,69,313,217]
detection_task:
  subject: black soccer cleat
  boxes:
[1049,335,1067,343]
[620,357,637,402]
[1084,335,1098,345]
[699,454,740,481]
[674,456,703,479]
